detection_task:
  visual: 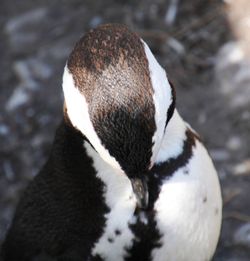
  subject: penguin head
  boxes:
[63,24,175,208]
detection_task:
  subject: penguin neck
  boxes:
[154,109,188,165]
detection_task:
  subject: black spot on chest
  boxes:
[115,229,122,236]
[108,237,114,243]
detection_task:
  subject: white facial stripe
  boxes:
[155,110,187,164]
[62,66,121,170]
[141,40,173,166]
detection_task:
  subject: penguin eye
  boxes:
[165,80,176,129]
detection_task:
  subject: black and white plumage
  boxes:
[1,24,222,261]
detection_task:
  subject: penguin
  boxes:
[1,24,222,261]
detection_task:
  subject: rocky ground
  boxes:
[0,0,250,260]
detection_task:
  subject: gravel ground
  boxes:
[0,0,250,260]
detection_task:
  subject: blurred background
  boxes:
[0,0,250,260]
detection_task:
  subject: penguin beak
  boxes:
[131,177,149,210]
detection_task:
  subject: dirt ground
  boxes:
[0,0,250,260]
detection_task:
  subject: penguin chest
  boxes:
[151,142,222,261]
